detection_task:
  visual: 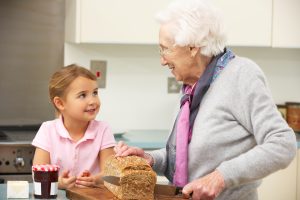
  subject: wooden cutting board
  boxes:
[66,185,185,200]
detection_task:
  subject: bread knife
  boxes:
[102,175,184,196]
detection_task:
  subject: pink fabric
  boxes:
[32,117,115,176]
[173,86,193,187]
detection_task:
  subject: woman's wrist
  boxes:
[213,169,225,195]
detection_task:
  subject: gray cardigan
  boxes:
[150,56,297,200]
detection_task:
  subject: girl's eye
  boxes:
[79,93,86,98]
[93,91,98,96]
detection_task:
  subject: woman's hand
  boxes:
[114,141,154,166]
[182,170,225,200]
[75,170,99,188]
[58,170,76,189]
[114,141,145,157]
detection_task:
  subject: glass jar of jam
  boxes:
[32,164,60,199]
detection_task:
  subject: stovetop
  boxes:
[0,131,9,141]
[0,124,40,143]
[0,130,36,143]
[0,130,37,174]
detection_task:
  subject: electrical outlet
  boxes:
[167,77,182,93]
[90,60,107,88]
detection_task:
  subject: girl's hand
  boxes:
[75,170,98,188]
[182,170,225,200]
[114,141,154,166]
[58,170,76,189]
[81,170,91,177]
[75,170,99,188]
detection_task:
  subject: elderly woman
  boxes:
[115,0,297,199]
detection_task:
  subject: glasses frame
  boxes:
[158,46,175,57]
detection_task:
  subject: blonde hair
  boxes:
[156,0,227,56]
[49,64,97,112]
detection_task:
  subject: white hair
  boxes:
[156,0,227,57]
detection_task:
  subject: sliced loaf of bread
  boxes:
[103,155,157,200]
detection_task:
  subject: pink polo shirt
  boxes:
[32,118,116,176]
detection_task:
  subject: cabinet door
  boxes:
[67,0,272,46]
[211,0,272,46]
[272,0,300,48]
[258,156,297,200]
[79,0,172,44]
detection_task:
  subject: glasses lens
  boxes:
[159,46,174,56]
[159,48,162,54]
[158,47,164,56]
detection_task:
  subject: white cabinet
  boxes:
[65,0,300,48]
[65,0,272,46]
[272,0,300,48]
[257,154,297,200]
[65,0,172,44]
[211,0,272,47]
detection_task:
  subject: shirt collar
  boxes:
[55,116,97,141]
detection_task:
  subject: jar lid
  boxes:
[285,102,300,106]
[276,104,286,108]
[32,164,60,172]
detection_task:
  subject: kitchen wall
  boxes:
[0,0,64,125]
[64,43,300,130]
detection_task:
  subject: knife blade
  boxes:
[154,183,183,196]
[102,175,183,196]
[102,175,121,186]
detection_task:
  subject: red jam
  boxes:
[32,164,60,199]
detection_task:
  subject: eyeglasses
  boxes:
[158,46,174,57]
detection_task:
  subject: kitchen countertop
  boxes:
[0,183,67,200]
[0,183,178,200]
[114,129,169,150]
[296,133,300,148]
[116,130,300,149]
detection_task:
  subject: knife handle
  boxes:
[175,187,183,195]
[175,187,193,197]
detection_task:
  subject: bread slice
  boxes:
[103,155,157,200]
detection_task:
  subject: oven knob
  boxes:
[14,157,25,168]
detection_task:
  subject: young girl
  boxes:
[32,64,115,189]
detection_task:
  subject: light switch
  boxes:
[90,60,107,88]
[167,77,182,93]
